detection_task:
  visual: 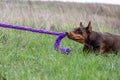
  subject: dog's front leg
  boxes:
[94,44,106,55]
[83,45,91,52]
[99,42,107,54]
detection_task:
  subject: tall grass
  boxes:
[0,1,120,32]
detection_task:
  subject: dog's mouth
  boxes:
[70,36,82,40]
[66,32,85,43]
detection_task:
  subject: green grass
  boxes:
[0,28,120,80]
[0,1,120,80]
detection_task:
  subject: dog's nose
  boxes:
[65,32,68,35]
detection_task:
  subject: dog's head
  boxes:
[66,21,92,43]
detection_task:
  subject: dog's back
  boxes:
[102,32,120,51]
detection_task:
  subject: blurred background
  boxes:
[0,0,120,32]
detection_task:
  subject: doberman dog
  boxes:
[66,21,120,54]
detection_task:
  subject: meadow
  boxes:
[0,1,120,80]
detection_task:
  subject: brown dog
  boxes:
[66,21,120,54]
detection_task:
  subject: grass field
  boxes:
[0,1,120,80]
[0,25,120,80]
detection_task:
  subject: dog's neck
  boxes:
[84,31,101,47]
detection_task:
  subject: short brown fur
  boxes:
[66,21,120,54]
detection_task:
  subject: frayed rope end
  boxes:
[54,33,71,54]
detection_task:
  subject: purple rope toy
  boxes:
[0,23,71,54]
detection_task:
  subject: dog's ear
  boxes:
[86,21,92,33]
[80,22,83,27]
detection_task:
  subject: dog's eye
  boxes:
[74,30,82,34]
[79,31,83,34]
[75,30,79,33]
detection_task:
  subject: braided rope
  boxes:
[0,23,70,54]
